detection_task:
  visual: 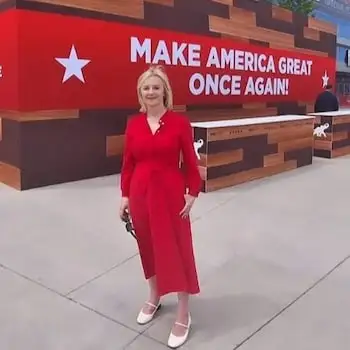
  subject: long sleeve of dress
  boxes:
[120,120,135,197]
[180,117,202,197]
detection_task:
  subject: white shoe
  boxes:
[167,314,192,349]
[136,301,161,325]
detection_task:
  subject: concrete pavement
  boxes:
[1,155,350,350]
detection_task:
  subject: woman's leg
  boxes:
[142,275,160,314]
[171,292,190,336]
[129,196,161,317]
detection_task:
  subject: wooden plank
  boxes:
[208,120,313,142]
[333,131,348,141]
[24,0,144,18]
[270,43,329,57]
[263,153,284,167]
[206,160,297,192]
[0,162,21,190]
[242,102,267,109]
[307,105,314,113]
[0,110,79,121]
[308,17,337,35]
[332,116,350,125]
[206,148,243,167]
[209,15,294,47]
[333,131,350,141]
[173,105,187,112]
[229,6,256,25]
[298,101,314,107]
[145,0,173,6]
[106,134,125,157]
[278,137,314,153]
[298,101,315,114]
[212,0,232,4]
[293,47,329,57]
[304,104,315,113]
[303,27,320,41]
[207,124,268,142]
[221,33,250,43]
[271,5,293,22]
[332,145,350,158]
[314,139,332,151]
[268,123,314,143]
[314,116,321,124]
[200,116,314,192]
[187,107,278,123]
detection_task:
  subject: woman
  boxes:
[119,65,202,348]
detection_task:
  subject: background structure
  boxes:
[0,0,337,190]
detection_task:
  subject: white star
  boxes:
[322,70,329,88]
[55,45,91,83]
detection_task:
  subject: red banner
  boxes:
[0,10,19,110]
[0,9,337,110]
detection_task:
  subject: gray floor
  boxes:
[1,156,350,350]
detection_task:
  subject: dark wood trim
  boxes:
[285,147,313,167]
[314,149,331,158]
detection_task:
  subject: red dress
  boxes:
[120,110,202,296]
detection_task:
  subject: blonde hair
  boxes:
[137,65,173,112]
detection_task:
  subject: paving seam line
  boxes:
[0,260,141,334]
[232,254,350,349]
[65,253,139,296]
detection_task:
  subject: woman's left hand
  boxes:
[179,194,196,218]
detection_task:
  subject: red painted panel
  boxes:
[0,10,19,110]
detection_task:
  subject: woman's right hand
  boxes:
[119,197,129,221]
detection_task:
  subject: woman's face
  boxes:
[140,76,165,110]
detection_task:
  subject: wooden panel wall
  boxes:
[0,109,134,189]
[0,0,337,189]
[194,117,315,192]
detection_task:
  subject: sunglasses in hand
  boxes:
[121,210,137,240]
